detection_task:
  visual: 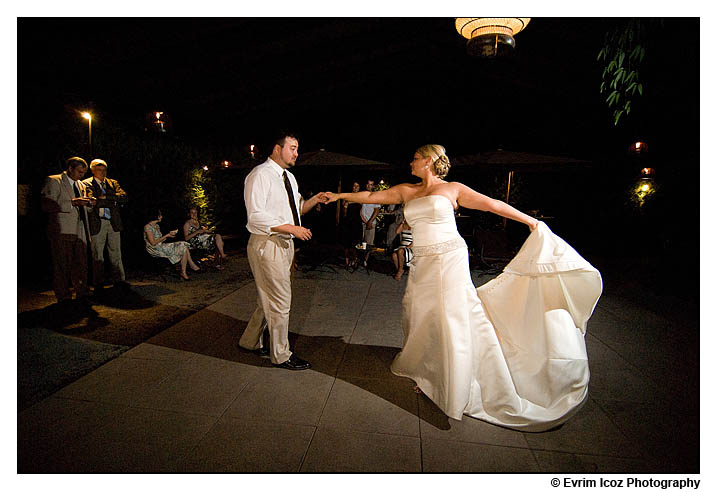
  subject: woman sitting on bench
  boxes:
[144,209,200,281]
[183,206,227,270]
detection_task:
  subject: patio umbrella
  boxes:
[452,150,592,228]
[296,150,393,223]
[296,150,392,170]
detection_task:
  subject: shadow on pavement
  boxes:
[90,284,161,310]
[18,300,110,334]
[143,311,455,430]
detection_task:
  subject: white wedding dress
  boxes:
[390,195,602,432]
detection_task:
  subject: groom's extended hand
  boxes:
[291,225,312,241]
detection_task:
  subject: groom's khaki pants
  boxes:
[240,234,293,364]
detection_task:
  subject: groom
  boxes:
[240,131,327,370]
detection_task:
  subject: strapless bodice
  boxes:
[404,195,462,247]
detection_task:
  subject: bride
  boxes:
[325,144,602,432]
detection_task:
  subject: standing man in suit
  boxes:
[240,131,327,370]
[359,179,381,266]
[40,157,95,303]
[83,158,128,288]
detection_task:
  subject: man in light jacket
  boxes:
[40,157,95,303]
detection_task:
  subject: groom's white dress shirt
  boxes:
[244,157,303,237]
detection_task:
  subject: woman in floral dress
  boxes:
[144,210,200,280]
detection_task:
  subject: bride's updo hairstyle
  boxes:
[416,144,450,179]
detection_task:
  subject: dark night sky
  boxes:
[17,16,700,165]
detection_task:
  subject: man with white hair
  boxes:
[83,158,128,288]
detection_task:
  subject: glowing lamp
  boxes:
[154,111,166,132]
[455,18,531,57]
[629,141,648,154]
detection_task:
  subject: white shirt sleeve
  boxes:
[244,170,284,235]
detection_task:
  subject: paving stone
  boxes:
[51,356,181,406]
[301,427,421,472]
[337,343,401,380]
[418,394,530,448]
[290,334,348,376]
[523,399,640,458]
[593,398,698,473]
[120,343,195,362]
[532,449,654,474]
[422,439,539,472]
[319,377,419,436]
[178,415,315,472]
[131,354,258,416]
[224,367,334,425]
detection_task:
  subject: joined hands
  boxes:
[323,192,339,203]
[314,192,331,203]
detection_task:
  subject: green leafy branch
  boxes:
[597,20,647,126]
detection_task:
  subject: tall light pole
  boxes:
[81,112,92,157]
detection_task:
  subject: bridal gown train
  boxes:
[390,195,602,432]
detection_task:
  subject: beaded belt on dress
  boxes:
[412,237,467,257]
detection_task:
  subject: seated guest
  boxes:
[183,206,227,270]
[391,222,413,281]
[144,209,200,280]
[339,182,363,269]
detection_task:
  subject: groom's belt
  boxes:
[412,237,466,257]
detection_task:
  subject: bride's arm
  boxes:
[455,182,538,230]
[325,184,407,205]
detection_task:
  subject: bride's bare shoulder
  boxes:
[446,181,472,191]
[395,182,421,193]
[395,183,420,201]
[440,181,466,192]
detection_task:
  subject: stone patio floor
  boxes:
[17,257,701,474]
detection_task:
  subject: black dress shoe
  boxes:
[273,355,311,370]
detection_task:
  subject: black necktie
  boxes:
[283,171,301,226]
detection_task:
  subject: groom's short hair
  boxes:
[270,130,300,151]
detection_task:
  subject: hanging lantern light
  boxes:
[629,140,648,154]
[455,18,531,57]
[640,167,655,176]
